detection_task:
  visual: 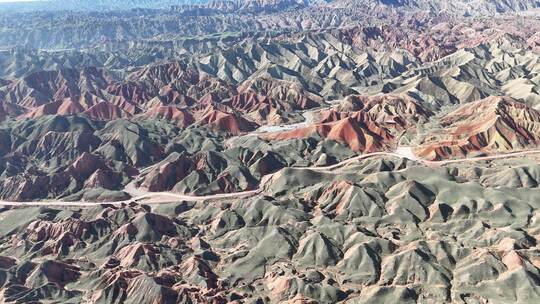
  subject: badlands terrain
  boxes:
[1,0,540,303]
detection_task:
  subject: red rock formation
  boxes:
[198,93,222,106]
[24,99,85,119]
[417,96,540,160]
[83,101,132,120]
[320,116,392,152]
[26,219,93,241]
[84,169,122,190]
[178,256,219,288]
[116,243,159,268]
[197,105,258,135]
[144,105,195,128]
[265,112,393,152]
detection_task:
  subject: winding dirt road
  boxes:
[1,147,540,207]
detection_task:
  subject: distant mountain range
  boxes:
[0,0,209,11]
[1,0,539,14]
[2,0,540,303]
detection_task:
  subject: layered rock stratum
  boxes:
[0,0,540,303]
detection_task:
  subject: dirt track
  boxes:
[1,147,539,207]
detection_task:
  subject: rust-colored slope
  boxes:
[23,99,86,119]
[417,96,540,160]
[144,106,195,128]
[318,115,393,152]
[83,101,132,121]
[265,111,393,152]
[196,105,258,135]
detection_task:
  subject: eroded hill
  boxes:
[1,1,540,303]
